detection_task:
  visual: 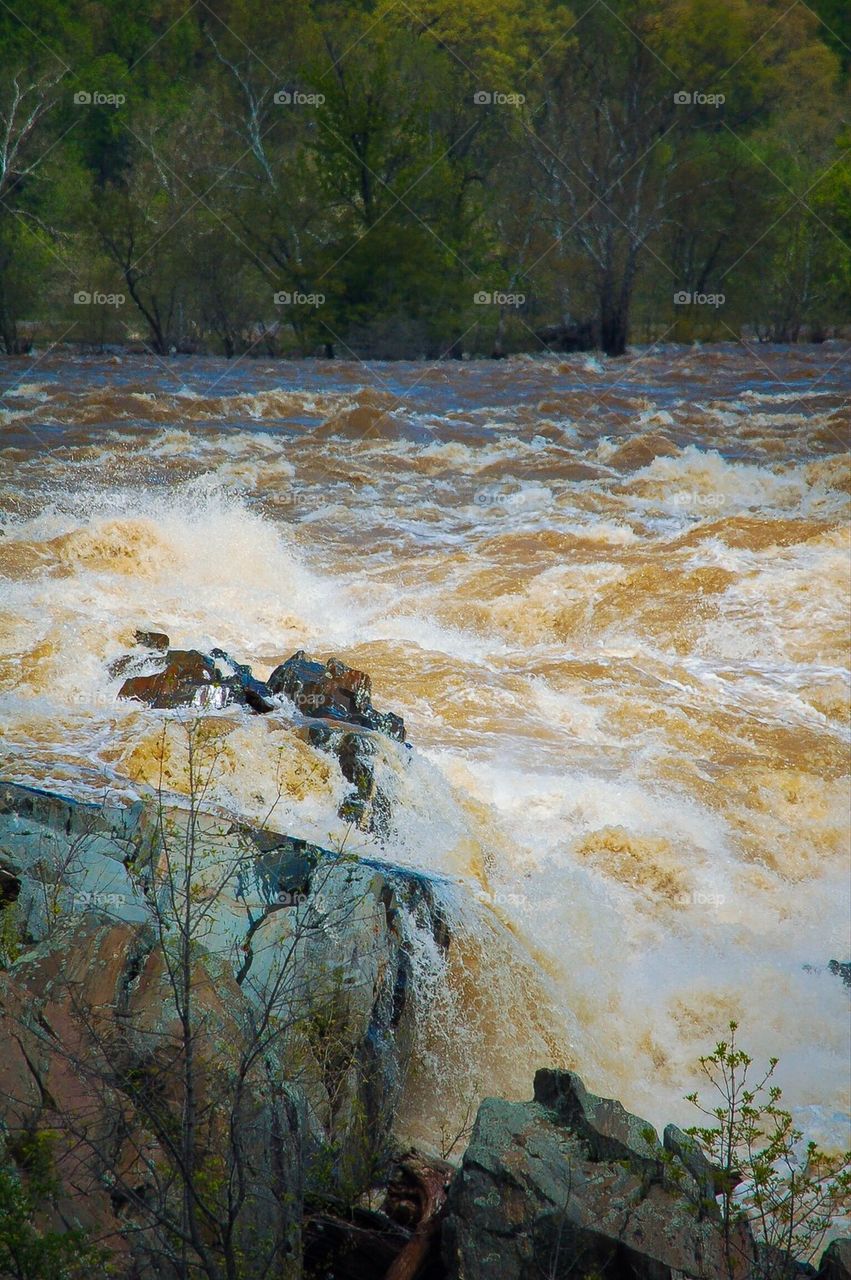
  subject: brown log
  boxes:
[383,1151,454,1280]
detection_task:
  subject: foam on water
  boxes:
[1,347,848,1157]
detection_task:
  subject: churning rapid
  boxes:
[1,344,849,1152]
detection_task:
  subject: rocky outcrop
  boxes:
[0,779,450,1207]
[0,780,152,941]
[818,1239,851,1280]
[267,650,407,832]
[0,913,302,1278]
[114,640,408,832]
[442,1068,755,1280]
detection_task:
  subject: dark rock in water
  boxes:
[268,650,405,742]
[535,318,595,353]
[210,647,276,713]
[818,1239,851,1280]
[268,651,406,833]
[134,628,169,651]
[108,627,171,678]
[828,959,851,989]
[443,1070,755,1280]
[117,647,274,713]
[119,648,236,709]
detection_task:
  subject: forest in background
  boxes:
[0,0,849,359]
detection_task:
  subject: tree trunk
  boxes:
[598,275,630,357]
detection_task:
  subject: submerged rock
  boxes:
[442,1068,755,1280]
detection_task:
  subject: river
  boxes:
[1,341,849,1151]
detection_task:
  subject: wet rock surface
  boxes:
[442,1068,756,1280]
[268,650,407,833]
[117,646,275,712]
[268,649,406,742]
[114,639,408,833]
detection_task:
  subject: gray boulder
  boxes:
[818,1239,851,1280]
[442,1069,755,1280]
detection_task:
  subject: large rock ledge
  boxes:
[1,780,848,1280]
[0,780,450,1199]
[442,1071,848,1280]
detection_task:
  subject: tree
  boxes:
[686,1021,851,1280]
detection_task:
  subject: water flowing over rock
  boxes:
[442,1068,756,1280]
[114,640,407,831]
[267,650,406,743]
[117,646,276,712]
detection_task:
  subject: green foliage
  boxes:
[0,899,21,967]
[686,1021,851,1278]
[0,1135,104,1280]
[0,0,847,353]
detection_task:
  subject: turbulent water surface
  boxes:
[1,343,849,1150]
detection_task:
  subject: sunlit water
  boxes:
[1,343,849,1152]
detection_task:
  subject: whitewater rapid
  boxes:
[1,343,849,1152]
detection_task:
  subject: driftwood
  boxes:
[383,1150,455,1280]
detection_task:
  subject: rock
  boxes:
[107,626,170,677]
[267,650,405,742]
[0,780,152,940]
[757,1243,818,1279]
[118,647,274,712]
[828,960,851,989]
[818,1240,851,1280]
[267,651,406,832]
[0,778,453,1220]
[664,1123,722,1207]
[303,1150,453,1279]
[534,318,595,352]
[134,627,169,650]
[0,913,302,1279]
[442,1070,755,1280]
[152,808,452,1197]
